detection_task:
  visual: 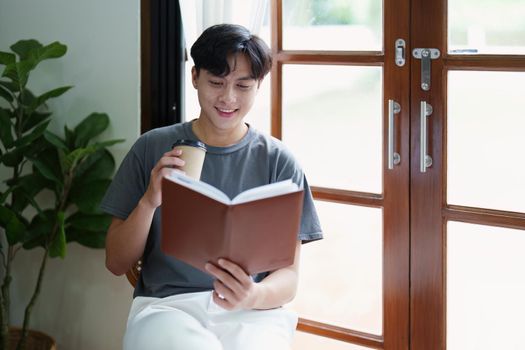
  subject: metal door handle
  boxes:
[420,101,433,173]
[388,99,401,169]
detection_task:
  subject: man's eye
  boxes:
[238,84,252,89]
[209,81,222,86]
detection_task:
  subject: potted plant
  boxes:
[0,40,123,349]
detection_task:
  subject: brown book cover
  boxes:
[161,174,304,275]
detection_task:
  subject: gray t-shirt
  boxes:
[100,121,323,298]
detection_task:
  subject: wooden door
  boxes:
[410,0,525,349]
[268,0,410,349]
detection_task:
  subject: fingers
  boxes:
[205,259,255,310]
[205,263,238,308]
[154,152,185,172]
[212,290,234,310]
[213,280,237,305]
[150,151,186,183]
[218,259,253,286]
[206,259,252,289]
[205,262,238,288]
[143,149,187,209]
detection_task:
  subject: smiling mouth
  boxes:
[216,107,238,117]
[217,108,237,113]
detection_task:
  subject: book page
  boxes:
[232,179,299,205]
[165,172,231,205]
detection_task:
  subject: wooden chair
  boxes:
[125,260,142,287]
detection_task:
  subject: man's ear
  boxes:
[191,66,198,89]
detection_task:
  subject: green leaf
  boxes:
[0,205,27,244]
[11,187,34,215]
[31,41,67,65]
[0,186,16,204]
[13,120,50,148]
[0,80,18,93]
[66,228,106,248]
[20,88,36,107]
[64,125,75,149]
[9,172,50,213]
[57,148,67,175]
[10,40,43,60]
[2,60,34,88]
[0,51,16,65]
[0,84,13,103]
[24,136,51,158]
[17,173,50,196]
[69,179,111,213]
[0,146,24,167]
[0,108,14,148]
[74,113,109,148]
[2,41,66,89]
[23,233,46,250]
[75,149,115,182]
[49,211,66,258]
[66,139,123,172]
[23,210,54,249]
[66,212,111,232]
[22,111,52,133]
[90,139,125,150]
[28,149,62,184]
[44,130,68,151]
[31,86,72,112]
[64,148,87,171]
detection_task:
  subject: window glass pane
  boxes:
[228,0,271,45]
[247,75,271,135]
[448,0,525,54]
[447,71,525,213]
[288,201,383,335]
[447,222,525,350]
[282,65,382,193]
[294,331,376,350]
[283,0,382,51]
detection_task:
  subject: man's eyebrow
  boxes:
[237,76,256,81]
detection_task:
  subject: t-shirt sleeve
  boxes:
[99,139,147,220]
[274,148,323,243]
[297,175,323,243]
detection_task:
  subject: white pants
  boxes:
[123,291,298,350]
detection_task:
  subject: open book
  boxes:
[161,172,304,275]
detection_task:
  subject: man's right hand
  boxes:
[142,148,186,209]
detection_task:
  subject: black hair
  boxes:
[190,24,272,81]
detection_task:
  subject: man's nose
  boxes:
[219,85,236,103]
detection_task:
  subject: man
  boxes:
[101,24,322,350]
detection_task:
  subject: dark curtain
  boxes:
[142,0,185,133]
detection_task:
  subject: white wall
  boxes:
[0,0,140,349]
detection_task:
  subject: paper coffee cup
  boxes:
[172,140,207,180]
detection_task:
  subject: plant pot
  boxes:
[8,327,57,350]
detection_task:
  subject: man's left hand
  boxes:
[205,259,261,311]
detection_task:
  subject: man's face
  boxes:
[192,54,259,135]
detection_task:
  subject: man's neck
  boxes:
[192,119,248,147]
